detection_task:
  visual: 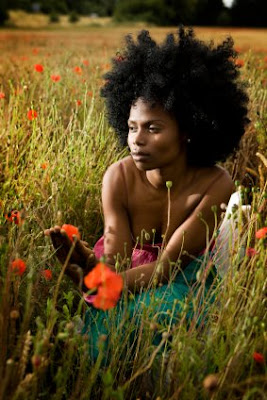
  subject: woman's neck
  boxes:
[145,157,192,191]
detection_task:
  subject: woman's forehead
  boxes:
[129,98,173,121]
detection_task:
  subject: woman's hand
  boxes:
[44,225,97,289]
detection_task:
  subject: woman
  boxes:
[45,27,249,360]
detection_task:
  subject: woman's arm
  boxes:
[121,171,234,292]
[101,161,133,268]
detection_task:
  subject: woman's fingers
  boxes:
[50,231,70,265]
[45,226,96,271]
[81,240,90,248]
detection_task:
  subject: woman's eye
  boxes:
[129,126,136,132]
[149,126,159,132]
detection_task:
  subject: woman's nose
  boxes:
[134,128,146,145]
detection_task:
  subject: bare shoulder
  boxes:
[210,165,234,191]
[103,155,137,184]
[199,165,234,204]
[102,156,134,206]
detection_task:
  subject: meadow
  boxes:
[0,26,266,399]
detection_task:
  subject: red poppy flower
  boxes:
[11,259,26,276]
[27,109,38,120]
[235,59,245,68]
[234,46,242,54]
[73,66,82,75]
[41,162,48,170]
[246,247,257,257]
[87,91,93,97]
[0,92,5,99]
[84,262,115,288]
[32,48,39,55]
[51,75,61,82]
[82,60,89,66]
[76,99,82,106]
[253,352,264,364]
[255,227,267,239]
[41,269,52,280]
[5,210,22,225]
[34,64,44,73]
[61,224,81,242]
[84,263,123,310]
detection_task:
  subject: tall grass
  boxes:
[0,29,266,399]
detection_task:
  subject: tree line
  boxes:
[1,0,266,27]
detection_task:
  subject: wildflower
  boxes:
[5,210,22,225]
[87,91,93,97]
[61,224,81,241]
[14,87,23,96]
[31,354,42,368]
[10,310,20,319]
[246,247,257,257]
[32,48,39,55]
[84,263,123,310]
[41,269,52,281]
[115,52,125,62]
[82,60,89,66]
[253,352,264,364]
[73,66,82,75]
[0,92,5,99]
[255,227,267,239]
[34,64,44,73]
[101,63,110,70]
[76,99,82,106]
[27,109,38,120]
[203,374,219,393]
[235,59,245,68]
[51,74,61,82]
[41,162,48,170]
[11,259,26,276]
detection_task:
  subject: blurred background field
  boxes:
[0,3,266,399]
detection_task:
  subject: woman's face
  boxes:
[127,98,184,170]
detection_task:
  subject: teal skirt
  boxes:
[82,255,216,363]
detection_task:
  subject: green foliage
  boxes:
[0,0,8,26]
[0,30,266,400]
[49,10,60,23]
[68,10,79,23]
[114,0,198,25]
[5,0,267,26]
[231,0,267,27]
[194,0,226,26]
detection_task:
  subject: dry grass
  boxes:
[0,23,266,400]
[5,11,267,52]
[7,10,113,29]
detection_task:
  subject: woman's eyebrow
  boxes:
[127,119,165,124]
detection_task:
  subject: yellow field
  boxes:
[0,19,266,400]
[1,24,267,57]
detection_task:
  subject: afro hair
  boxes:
[100,27,249,167]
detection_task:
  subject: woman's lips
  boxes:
[131,152,150,161]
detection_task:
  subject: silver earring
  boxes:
[187,138,191,143]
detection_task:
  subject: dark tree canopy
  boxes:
[0,0,9,25]
[5,0,267,26]
[231,0,267,27]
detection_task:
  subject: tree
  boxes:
[114,0,198,25]
[0,0,8,26]
[194,0,225,26]
[231,0,267,27]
